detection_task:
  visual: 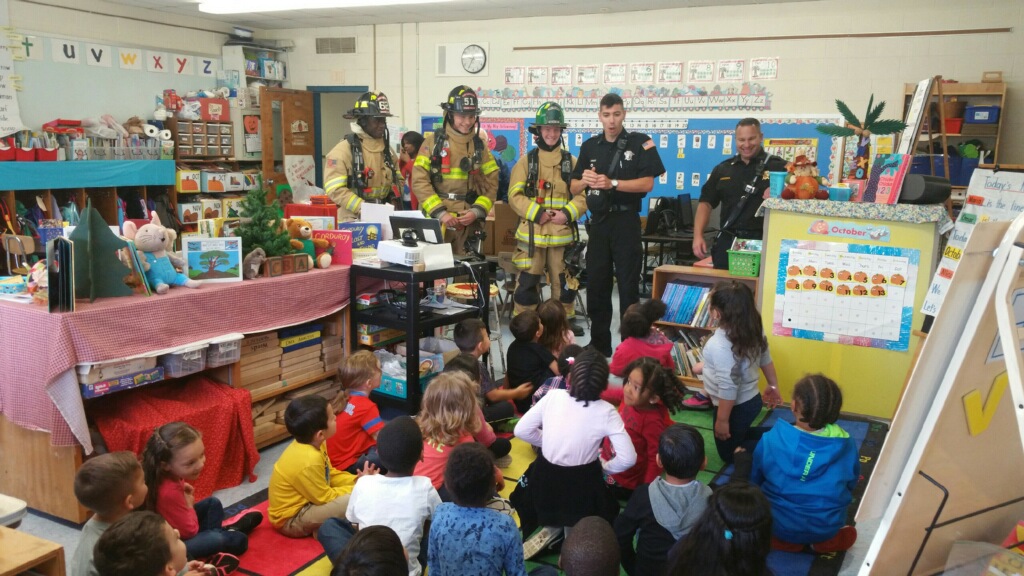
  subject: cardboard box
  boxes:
[492,202,520,253]
[198,98,230,121]
[80,366,165,399]
[77,357,158,385]
[222,197,245,219]
[357,328,404,346]
[178,202,202,223]
[225,172,246,192]
[176,169,201,193]
[482,218,496,255]
[199,199,222,220]
[243,172,261,190]
[201,170,227,193]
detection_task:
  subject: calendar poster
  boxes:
[774,239,919,351]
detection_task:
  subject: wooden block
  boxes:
[242,332,278,348]
[253,420,279,437]
[241,355,284,375]
[240,347,283,366]
[283,378,335,399]
[241,374,282,392]
[321,335,342,347]
[321,350,343,364]
[282,344,322,359]
[324,362,341,375]
[281,360,324,381]
[248,379,289,398]
[324,321,342,337]
[294,253,310,273]
[280,367,327,387]
[265,256,283,277]
[241,364,282,386]
[251,398,276,418]
[281,348,322,368]
[253,412,278,426]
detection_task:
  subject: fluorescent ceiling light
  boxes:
[199,0,451,14]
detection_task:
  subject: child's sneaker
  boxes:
[523,525,563,560]
[203,552,240,575]
[223,511,263,534]
[682,392,712,410]
[493,417,520,434]
[810,525,857,553]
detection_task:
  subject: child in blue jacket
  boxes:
[750,373,859,553]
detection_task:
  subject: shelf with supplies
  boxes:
[222,45,289,162]
[165,117,234,160]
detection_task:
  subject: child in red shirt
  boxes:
[604,357,688,500]
[326,350,386,473]
[610,300,674,377]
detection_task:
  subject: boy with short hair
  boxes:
[560,516,621,576]
[326,350,386,473]
[71,451,149,576]
[454,318,528,422]
[320,416,441,574]
[614,423,712,576]
[270,396,369,539]
[506,310,558,414]
[93,511,207,576]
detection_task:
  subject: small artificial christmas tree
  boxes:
[235,187,293,258]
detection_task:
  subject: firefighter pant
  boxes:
[512,245,576,316]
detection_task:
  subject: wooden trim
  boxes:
[0,414,87,523]
[515,27,1012,51]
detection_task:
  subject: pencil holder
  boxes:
[37,148,59,161]
[15,147,36,161]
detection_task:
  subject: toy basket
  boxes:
[727,238,762,277]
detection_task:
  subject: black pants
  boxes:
[586,210,642,355]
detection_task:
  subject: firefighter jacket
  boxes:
[324,125,397,222]
[411,125,498,221]
[508,148,584,248]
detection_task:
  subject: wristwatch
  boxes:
[611,179,619,189]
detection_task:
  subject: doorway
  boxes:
[308,85,369,188]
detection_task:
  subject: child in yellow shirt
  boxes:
[269,395,376,538]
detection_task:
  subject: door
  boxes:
[261,88,315,201]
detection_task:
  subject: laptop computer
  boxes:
[389,216,444,245]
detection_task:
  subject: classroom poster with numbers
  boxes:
[774,239,919,351]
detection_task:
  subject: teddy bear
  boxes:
[286,218,331,269]
[123,116,147,137]
[781,155,829,200]
[123,212,200,294]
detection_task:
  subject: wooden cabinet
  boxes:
[0,526,66,576]
[167,118,234,160]
[222,45,289,163]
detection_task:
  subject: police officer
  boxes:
[693,117,787,269]
[508,102,586,318]
[411,85,498,255]
[570,93,665,357]
[323,91,402,223]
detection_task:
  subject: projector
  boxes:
[377,240,454,271]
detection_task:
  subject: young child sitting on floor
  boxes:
[93,511,209,576]
[413,371,482,495]
[269,396,372,540]
[506,309,558,414]
[143,422,261,560]
[604,358,688,499]
[537,298,574,356]
[443,354,513,465]
[532,344,583,406]
[750,373,859,553]
[615,424,712,576]
[71,451,149,576]
[454,318,527,424]
[319,416,441,575]
[609,300,674,377]
[330,525,409,576]
[326,350,386,474]
[561,516,621,576]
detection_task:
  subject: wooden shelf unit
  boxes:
[167,117,234,161]
[0,526,66,576]
[222,45,289,162]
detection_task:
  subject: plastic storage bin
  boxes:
[0,493,28,528]
[159,343,207,378]
[207,333,244,368]
[964,105,1000,124]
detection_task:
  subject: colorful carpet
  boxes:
[220,406,886,576]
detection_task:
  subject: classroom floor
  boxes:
[17,284,878,575]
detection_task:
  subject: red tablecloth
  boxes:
[90,376,261,500]
[0,265,351,448]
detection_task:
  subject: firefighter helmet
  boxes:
[440,85,480,115]
[343,91,394,119]
[528,102,567,134]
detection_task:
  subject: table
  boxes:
[350,259,491,413]
[0,527,65,576]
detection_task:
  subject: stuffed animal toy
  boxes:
[242,248,267,279]
[27,261,48,305]
[123,116,146,137]
[123,212,200,294]
[286,218,331,269]
[781,155,830,200]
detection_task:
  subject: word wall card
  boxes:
[773,239,919,351]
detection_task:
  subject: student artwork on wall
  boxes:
[575,65,598,84]
[763,138,819,164]
[774,239,919,351]
[504,66,525,85]
[527,66,548,85]
[750,57,779,80]
[476,83,774,112]
[550,66,571,86]
[717,59,745,82]
[657,62,683,84]
[603,63,627,85]
[687,60,715,83]
[629,62,655,84]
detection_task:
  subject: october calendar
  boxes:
[773,239,919,351]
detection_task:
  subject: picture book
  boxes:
[338,222,382,250]
[863,153,912,204]
[304,216,336,230]
[311,229,353,266]
[183,237,243,282]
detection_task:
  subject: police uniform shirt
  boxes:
[699,148,788,235]
[571,131,666,211]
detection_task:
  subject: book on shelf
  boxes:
[661,281,711,326]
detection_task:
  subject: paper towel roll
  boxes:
[159,129,172,141]
[143,124,160,138]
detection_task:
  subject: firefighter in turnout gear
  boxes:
[324,91,402,223]
[509,102,586,317]
[411,85,498,255]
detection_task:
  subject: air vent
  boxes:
[316,37,356,54]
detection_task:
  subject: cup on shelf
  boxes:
[769,171,787,198]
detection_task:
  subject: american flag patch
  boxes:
[327,158,338,168]
[642,140,655,150]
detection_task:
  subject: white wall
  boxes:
[275,0,1024,162]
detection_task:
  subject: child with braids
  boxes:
[512,349,637,559]
[604,357,688,499]
[750,374,859,553]
[698,281,782,464]
[142,422,262,560]
[665,482,773,576]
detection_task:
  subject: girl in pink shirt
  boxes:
[143,422,261,560]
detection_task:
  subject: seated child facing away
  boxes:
[751,374,859,553]
[71,451,149,576]
[93,511,209,576]
[532,344,583,406]
[666,482,773,576]
[604,358,689,499]
[331,525,409,576]
[454,318,525,424]
[319,416,441,575]
[615,424,712,576]
[537,298,575,357]
[443,354,513,463]
[326,350,386,474]
[143,422,261,560]
[609,300,674,377]
[428,443,527,576]
[269,395,370,539]
[560,516,621,576]
[506,309,558,414]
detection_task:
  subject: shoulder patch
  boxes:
[642,139,655,150]
[327,158,338,168]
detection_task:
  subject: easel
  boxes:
[898,75,953,215]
